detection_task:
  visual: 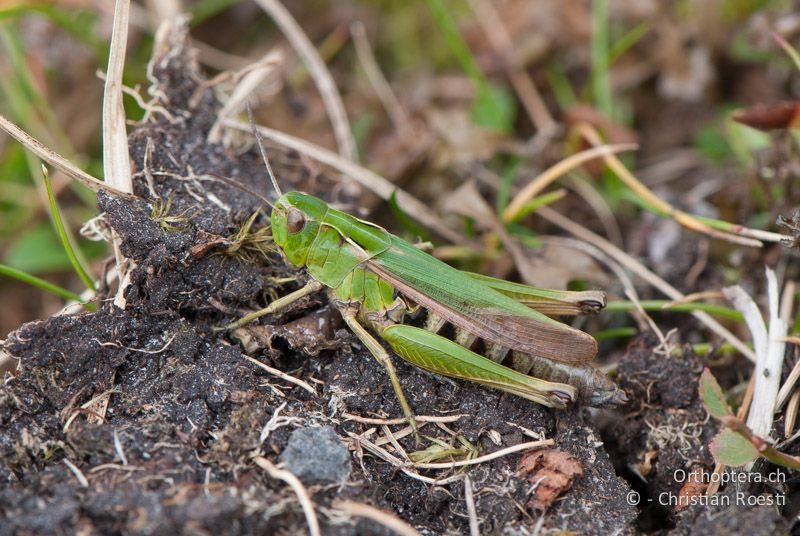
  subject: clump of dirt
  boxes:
[610,333,790,534]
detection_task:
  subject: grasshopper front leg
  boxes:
[224,280,324,330]
[380,324,576,408]
[337,305,420,435]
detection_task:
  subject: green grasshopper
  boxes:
[223,177,626,429]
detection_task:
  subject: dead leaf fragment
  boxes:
[676,465,708,511]
[518,448,584,511]
[732,102,800,131]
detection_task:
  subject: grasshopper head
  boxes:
[271,192,327,267]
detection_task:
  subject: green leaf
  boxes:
[4,223,105,275]
[709,428,758,467]
[471,84,516,133]
[44,166,96,291]
[699,368,732,419]
[5,224,72,273]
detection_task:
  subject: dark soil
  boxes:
[0,22,791,536]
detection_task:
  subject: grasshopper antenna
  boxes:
[246,101,282,197]
[209,172,275,209]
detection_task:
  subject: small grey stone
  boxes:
[281,426,352,484]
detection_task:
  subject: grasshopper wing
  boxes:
[368,237,598,365]
[465,272,606,316]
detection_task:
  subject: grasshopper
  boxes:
[223,180,626,429]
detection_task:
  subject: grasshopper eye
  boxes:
[287,208,306,234]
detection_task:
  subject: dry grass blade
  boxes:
[663,291,727,309]
[464,475,480,536]
[786,391,800,438]
[730,269,788,440]
[562,173,624,247]
[574,122,788,247]
[242,354,316,395]
[332,500,422,536]
[0,114,132,198]
[63,459,89,488]
[503,142,638,222]
[351,21,414,140]
[466,0,555,133]
[103,0,135,309]
[103,0,133,195]
[342,413,465,425]
[347,431,465,485]
[208,49,284,143]
[411,439,553,470]
[253,456,321,536]
[536,205,756,361]
[254,0,357,161]
[222,119,468,245]
[777,351,800,409]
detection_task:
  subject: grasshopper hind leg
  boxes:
[380,324,577,409]
[336,304,420,436]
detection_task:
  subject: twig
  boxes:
[536,205,756,362]
[332,500,422,536]
[222,119,468,245]
[243,354,316,396]
[253,456,321,536]
[350,21,414,140]
[464,475,480,536]
[254,0,357,161]
[374,423,422,446]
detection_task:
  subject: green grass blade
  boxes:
[389,191,432,242]
[608,21,650,64]
[42,166,96,292]
[0,263,94,310]
[594,327,637,341]
[590,0,612,116]
[424,0,515,132]
[605,300,744,321]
